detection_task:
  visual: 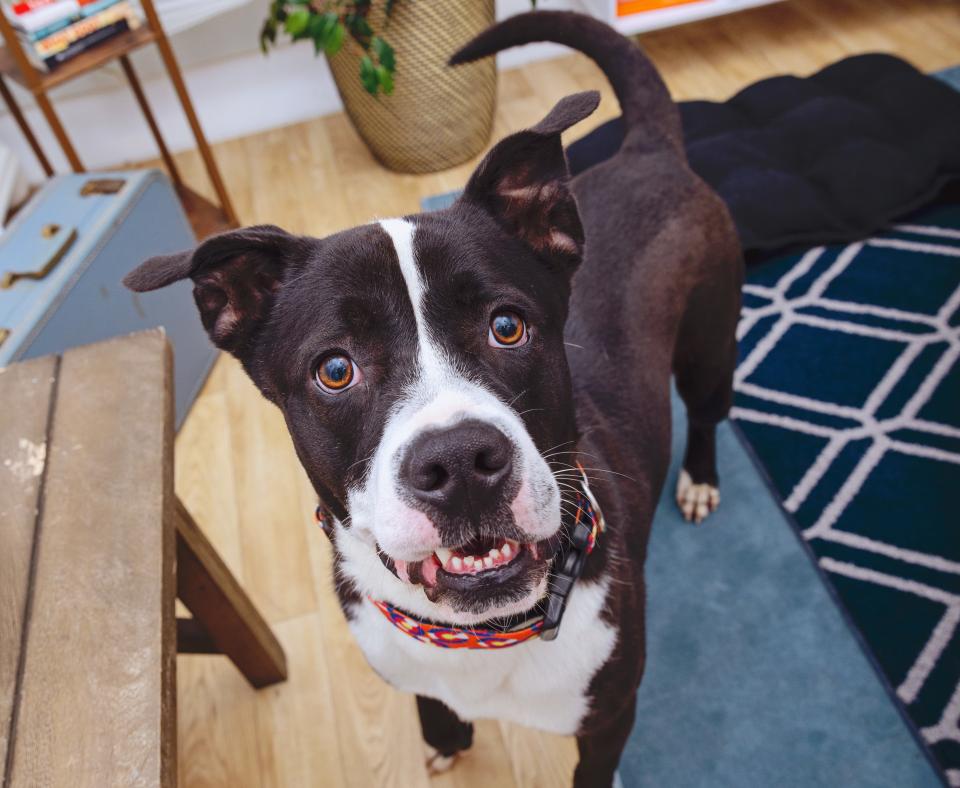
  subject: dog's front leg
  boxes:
[416,695,474,774]
[573,694,637,788]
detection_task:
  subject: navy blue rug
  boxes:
[734,195,960,781]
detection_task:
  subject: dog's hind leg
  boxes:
[416,695,474,774]
[672,254,742,524]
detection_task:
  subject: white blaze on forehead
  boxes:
[378,218,446,379]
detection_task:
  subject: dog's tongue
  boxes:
[420,557,438,586]
[395,557,439,587]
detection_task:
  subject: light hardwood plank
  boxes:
[221,360,318,624]
[251,613,347,788]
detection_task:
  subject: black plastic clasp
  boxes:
[539,519,593,641]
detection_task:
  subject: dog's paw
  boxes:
[425,747,460,776]
[676,469,720,524]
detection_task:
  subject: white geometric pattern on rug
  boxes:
[732,224,960,785]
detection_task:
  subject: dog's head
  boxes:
[127,92,599,624]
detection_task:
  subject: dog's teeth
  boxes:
[452,556,463,571]
[483,556,494,568]
[489,548,501,561]
[502,543,512,559]
[464,556,475,567]
[435,547,453,565]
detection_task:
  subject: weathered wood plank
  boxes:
[0,354,57,781]
[175,498,287,689]
[8,330,176,788]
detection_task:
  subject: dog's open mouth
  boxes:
[433,536,536,594]
[380,533,561,609]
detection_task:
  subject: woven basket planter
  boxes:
[326,0,496,174]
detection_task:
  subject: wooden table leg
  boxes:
[33,91,83,172]
[174,497,287,689]
[119,54,183,188]
[0,75,53,176]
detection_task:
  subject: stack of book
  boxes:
[3,0,142,72]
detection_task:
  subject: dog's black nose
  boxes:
[401,420,514,512]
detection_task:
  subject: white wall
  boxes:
[0,0,579,182]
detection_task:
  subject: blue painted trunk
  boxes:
[0,170,215,427]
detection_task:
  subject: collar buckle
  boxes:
[539,518,593,641]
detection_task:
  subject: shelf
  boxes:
[0,26,157,92]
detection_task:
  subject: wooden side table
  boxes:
[0,0,237,240]
[0,330,285,787]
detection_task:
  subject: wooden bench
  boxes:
[1,330,286,787]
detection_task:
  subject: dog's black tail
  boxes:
[450,11,678,142]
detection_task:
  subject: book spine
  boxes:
[8,1,80,33]
[11,0,56,14]
[79,0,122,16]
[20,14,72,42]
[616,0,706,16]
[19,0,121,40]
[33,2,131,56]
[11,0,99,10]
[43,16,128,68]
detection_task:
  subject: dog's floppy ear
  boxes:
[124,225,299,354]
[461,90,599,270]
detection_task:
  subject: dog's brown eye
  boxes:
[315,353,357,393]
[489,311,527,347]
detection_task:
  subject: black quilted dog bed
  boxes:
[567,54,960,256]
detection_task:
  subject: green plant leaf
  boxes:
[371,36,395,72]
[325,22,346,56]
[359,55,379,95]
[308,11,333,52]
[285,7,311,38]
[346,13,374,46]
[376,65,394,94]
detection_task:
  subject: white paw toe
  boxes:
[426,748,459,776]
[675,469,720,525]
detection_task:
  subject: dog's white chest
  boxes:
[348,579,616,735]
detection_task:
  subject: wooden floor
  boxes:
[166,1,959,785]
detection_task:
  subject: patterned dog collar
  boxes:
[363,463,606,650]
[370,598,546,649]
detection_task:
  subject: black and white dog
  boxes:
[126,12,741,787]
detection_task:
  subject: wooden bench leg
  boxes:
[174,497,287,689]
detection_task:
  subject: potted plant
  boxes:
[261,0,496,174]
